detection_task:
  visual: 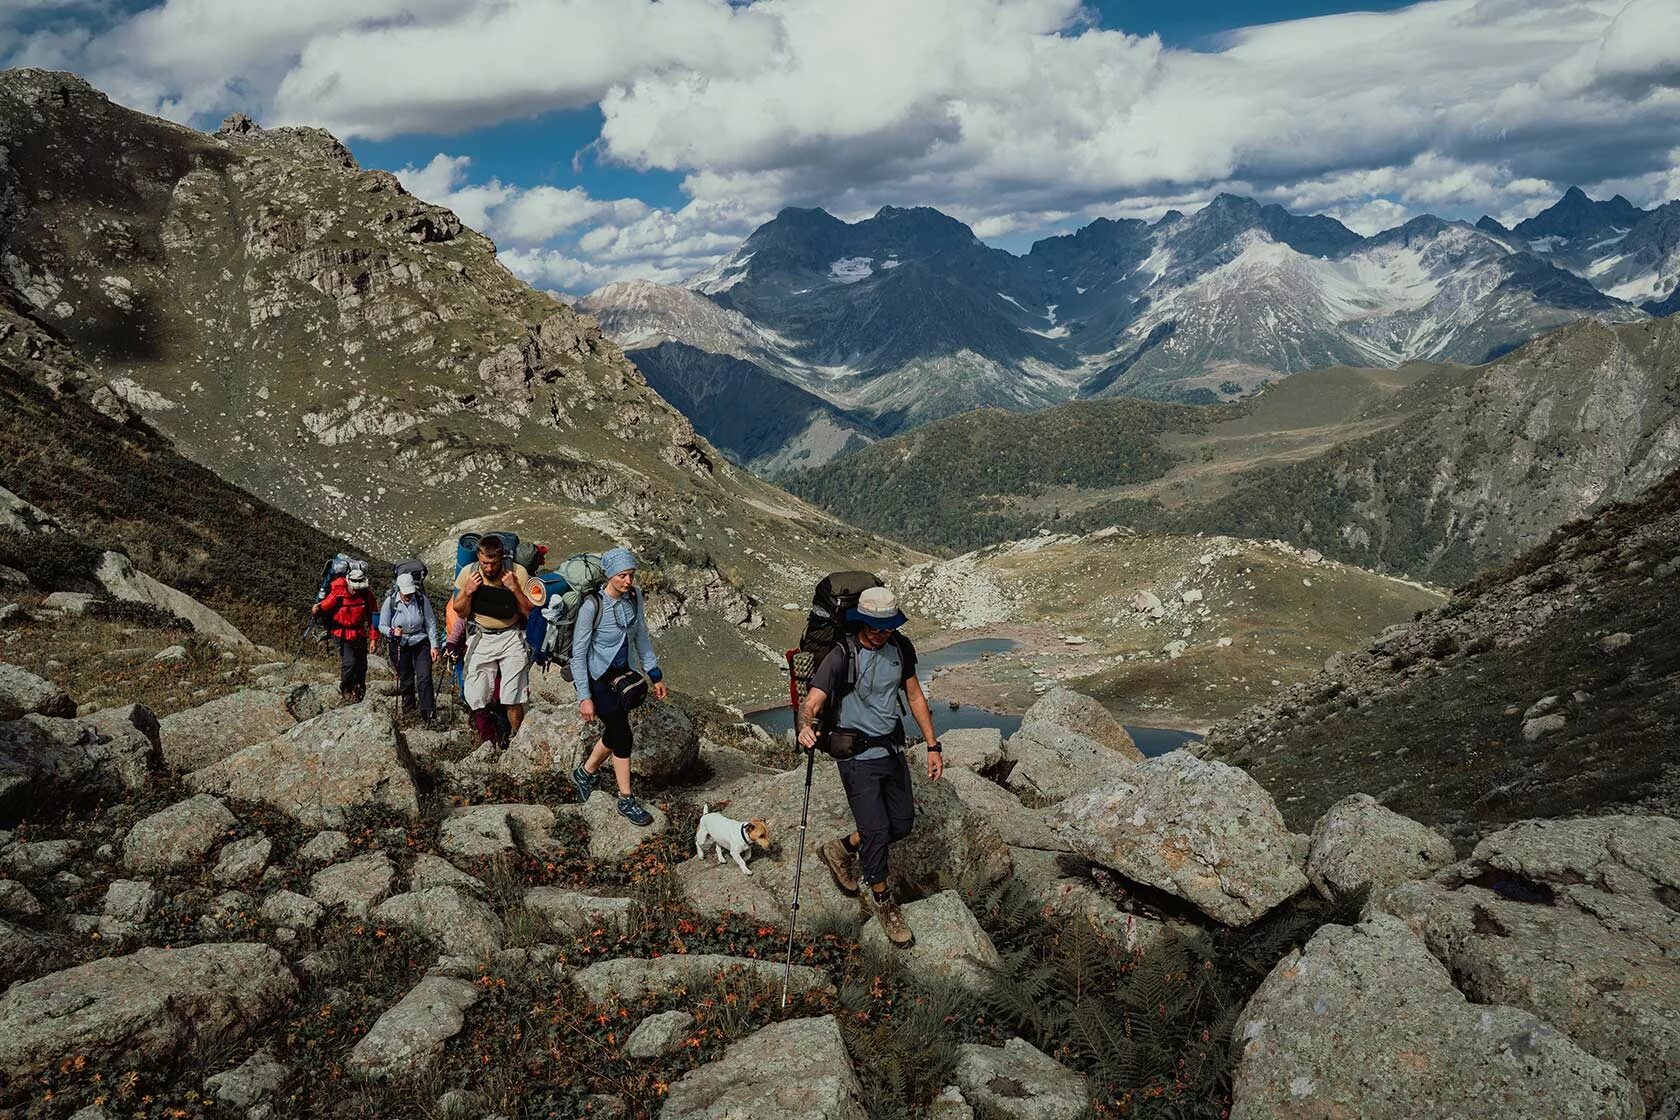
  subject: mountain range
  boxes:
[582,189,1679,471]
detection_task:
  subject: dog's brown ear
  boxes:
[750,820,771,847]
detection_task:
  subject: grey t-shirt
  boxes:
[811,635,918,759]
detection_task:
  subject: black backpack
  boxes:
[796,570,888,733]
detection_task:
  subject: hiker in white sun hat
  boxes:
[796,584,942,949]
[379,569,441,723]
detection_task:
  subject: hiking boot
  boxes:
[871,889,915,948]
[818,837,861,895]
[570,765,596,803]
[616,794,654,827]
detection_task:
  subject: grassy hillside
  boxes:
[792,319,1680,585]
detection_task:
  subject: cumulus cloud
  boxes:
[9,0,1680,291]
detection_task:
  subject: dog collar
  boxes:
[740,822,750,843]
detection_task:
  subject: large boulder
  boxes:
[858,890,1002,992]
[1231,915,1641,1120]
[952,1038,1088,1120]
[1055,751,1306,926]
[627,702,701,785]
[0,662,74,722]
[81,704,164,790]
[440,803,557,859]
[572,954,832,1005]
[348,975,480,1079]
[525,887,638,937]
[499,705,590,783]
[159,689,297,772]
[373,887,503,959]
[1306,793,1455,897]
[1003,688,1143,804]
[123,794,235,872]
[674,757,1012,932]
[941,769,1066,852]
[93,551,252,648]
[308,852,397,918]
[186,704,419,827]
[1008,848,1183,959]
[1375,815,1680,1108]
[559,793,669,861]
[0,943,296,1079]
[1,713,159,827]
[659,1015,866,1120]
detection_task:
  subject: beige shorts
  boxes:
[463,626,531,709]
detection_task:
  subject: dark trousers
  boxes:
[837,751,916,886]
[589,675,635,759]
[397,642,436,719]
[334,636,368,699]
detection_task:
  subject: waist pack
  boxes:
[821,725,903,761]
[600,666,649,711]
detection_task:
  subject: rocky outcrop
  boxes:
[525,887,638,937]
[1055,752,1306,926]
[93,550,251,648]
[571,954,832,1005]
[122,794,234,872]
[1376,815,1680,1107]
[440,803,558,859]
[659,1015,866,1120]
[349,975,480,1079]
[0,943,296,1079]
[1305,793,1456,897]
[498,705,588,783]
[0,662,74,721]
[373,888,503,959]
[1231,915,1641,1119]
[158,689,298,771]
[1,711,162,826]
[1002,688,1143,804]
[308,851,397,918]
[186,705,419,827]
[858,890,1002,991]
[560,794,670,861]
[627,703,700,785]
[952,1038,1088,1120]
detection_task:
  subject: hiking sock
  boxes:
[843,833,861,853]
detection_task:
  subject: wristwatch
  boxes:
[926,740,942,752]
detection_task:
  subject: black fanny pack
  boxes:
[601,666,649,711]
[821,724,903,761]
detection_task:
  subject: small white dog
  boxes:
[693,804,772,875]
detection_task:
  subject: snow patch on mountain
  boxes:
[828,257,874,283]
[689,250,754,295]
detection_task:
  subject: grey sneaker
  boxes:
[617,794,654,827]
[570,765,596,803]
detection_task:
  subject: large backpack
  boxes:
[796,570,887,730]
[315,553,371,604]
[529,553,612,678]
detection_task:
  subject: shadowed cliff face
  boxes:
[0,69,919,704]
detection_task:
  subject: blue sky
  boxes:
[5,0,1677,291]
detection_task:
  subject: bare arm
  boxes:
[903,676,939,746]
[797,686,829,750]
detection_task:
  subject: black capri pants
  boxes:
[589,675,635,759]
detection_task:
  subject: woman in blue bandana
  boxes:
[569,548,668,826]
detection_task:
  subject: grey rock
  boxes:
[1523,695,1562,720]
[939,727,1005,773]
[659,1015,865,1120]
[204,1048,288,1110]
[43,591,97,615]
[560,793,669,861]
[622,1010,693,1059]
[374,887,503,959]
[1011,847,1185,958]
[1596,631,1633,653]
[2,712,162,825]
[348,975,480,1079]
[0,878,44,917]
[260,889,324,931]
[409,853,488,898]
[1305,794,1455,897]
[0,943,296,1078]
[98,878,158,941]
[298,830,351,864]
[573,953,832,1005]
[952,1038,1088,1120]
[186,704,419,827]
[81,704,164,791]
[151,644,188,663]
[1376,815,1680,1106]
[1055,751,1307,926]
[627,702,700,785]
[158,689,298,771]
[213,835,272,885]
[6,837,79,874]
[0,662,75,722]
[942,768,1065,852]
[94,551,251,648]
[309,852,396,918]
[441,803,558,859]
[1004,688,1144,805]
[928,1086,974,1120]
[1231,915,1640,1120]
[1522,712,1568,741]
[525,886,638,936]
[859,889,1002,991]
[497,705,589,783]
[124,794,235,872]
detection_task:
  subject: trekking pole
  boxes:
[782,649,815,1008]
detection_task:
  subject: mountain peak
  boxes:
[1513,187,1649,241]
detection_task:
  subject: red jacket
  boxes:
[317,577,376,642]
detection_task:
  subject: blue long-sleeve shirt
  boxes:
[572,589,662,700]
[378,591,439,650]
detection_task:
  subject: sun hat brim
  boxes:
[847,606,907,630]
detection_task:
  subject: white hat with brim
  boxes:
[346,570,369,589]
[847,586,907,630]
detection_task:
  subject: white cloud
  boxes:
[10,0,1680,290]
